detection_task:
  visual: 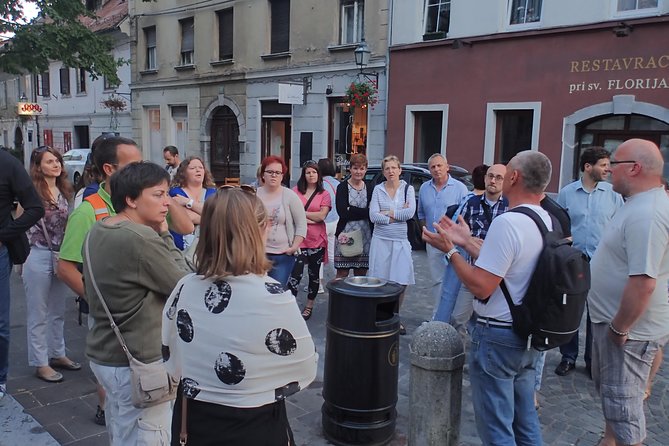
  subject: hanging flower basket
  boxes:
[344,81,378,109]
[101,95,127,112]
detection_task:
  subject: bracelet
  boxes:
[608,322,629,337]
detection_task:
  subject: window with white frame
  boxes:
[39,71,50,97]
[424,0,450,37]
[146,107,163,161]
[180,18,195,66]
[341,0,364,44]
[403,104,449,163]
[616,0,658,12]
[144,27,157,70]
[509,0,542,25]
[171,106,188,157]
[483,102,541,165]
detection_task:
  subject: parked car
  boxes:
[345,163,473,250]
[62,148,91,188]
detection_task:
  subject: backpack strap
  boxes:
[508,206,548,235]
[84,193,111,221]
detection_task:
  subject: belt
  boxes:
[476,316,513,329]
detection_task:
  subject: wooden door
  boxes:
[210,106,240,184]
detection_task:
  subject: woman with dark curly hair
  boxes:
[169,156,217,251]
[20,146,77,383]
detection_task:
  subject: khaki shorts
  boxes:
[591,323,668,445]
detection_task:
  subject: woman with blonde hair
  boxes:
[368,155,416,335]
[21,146,79,383]
[163,187,317,446]
[169,156,217,251]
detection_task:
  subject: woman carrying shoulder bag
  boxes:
[21,146,78,383]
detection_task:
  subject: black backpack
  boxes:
[500,207,590,351]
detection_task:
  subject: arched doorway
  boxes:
[210,106,240,183]
[14,127,23,152]
[575,114,669,181]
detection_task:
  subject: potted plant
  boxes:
[344,81,378,109]
[101,95,127,112]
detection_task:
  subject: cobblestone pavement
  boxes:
[2,251,667,445]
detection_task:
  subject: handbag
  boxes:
[338,229,363,257]
[84,233,178,409]
[39,219,59,275]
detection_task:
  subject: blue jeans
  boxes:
[469,321,543,446]
[267,253,297,289]
[0,246,11,385]
[432,248,465,323]
[559,307,592,365]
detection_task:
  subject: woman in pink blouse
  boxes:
[288,161,331,320]
[21,147,79,383]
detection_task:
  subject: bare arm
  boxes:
[609,275,657,345]
[166,197,195,234]
[57,259,85,297]
[306,206,330,223]
[422,215,483,258]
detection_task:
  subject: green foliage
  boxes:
[0,0,125,83]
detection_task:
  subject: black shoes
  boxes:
[555,360,576,376]
[95,405,106,426]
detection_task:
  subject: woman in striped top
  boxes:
[368,155,416,334]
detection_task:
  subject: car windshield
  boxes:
[63,150,86,161]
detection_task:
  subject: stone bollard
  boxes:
[409,321,465,446]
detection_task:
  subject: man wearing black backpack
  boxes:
[588,139,669,446]
[423,150,554,446]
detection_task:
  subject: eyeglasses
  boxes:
[264,170,283,177]
[219,184,256,194]
[610,160,637,165]
[486,174,504,182]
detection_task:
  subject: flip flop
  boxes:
[302,306,313,321]
[36,370,63,383]
[49,358,82,371]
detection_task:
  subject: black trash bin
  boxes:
[322,276,403,446]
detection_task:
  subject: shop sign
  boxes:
[278,83,304,105]
[567,54,669,94]
[17,102,43,116]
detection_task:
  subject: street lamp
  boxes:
[354,39,378,86]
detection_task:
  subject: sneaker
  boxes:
[0,384,6,401]
[318,284,325,294]
[555,360,576,376]
[95,405,106,426]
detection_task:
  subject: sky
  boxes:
[1,1,40,38]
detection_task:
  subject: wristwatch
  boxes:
[445,247,459,262]
[185,199,194,209]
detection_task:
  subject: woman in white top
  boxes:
[368,155,416,334]
[256,156,307,288]
[162,187,317,446]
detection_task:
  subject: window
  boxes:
[403,105,449,162]
[509,0,542,25]
[617,0,658,12]
[76,68,87,94]
[59,67,70,96]
[39,71,50,97]
[270,0,290,54]
[171,106,188,156]
[63,131,72,151]
[217,9,234,61]
[146,107,163,161]
[103,73,119,91]
[180,18,195,66]
[43,129,53,147]
[341,1,364,44]
[495,110,534,163]
[483,102,541,165]
[144,27,157,70]
[424,0,450,38]
[0,82,6,109]
[85,0,101,11]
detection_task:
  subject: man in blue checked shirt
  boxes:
[554,147,624,377]
[438,164,509,332]
[418,154,469,313]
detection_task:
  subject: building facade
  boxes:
[130,0,389,183]
[34,0,132,153]
[388,0,669,190]
[0,68,29,162]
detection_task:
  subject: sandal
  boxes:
[36,368,64,383]
[49,358,82,371]
[301,306,313,321]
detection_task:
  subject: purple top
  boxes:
[27,193,69,250]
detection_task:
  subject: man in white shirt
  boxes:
[163,145,181,181]
[588,139,669,446]
[424,150,552,445]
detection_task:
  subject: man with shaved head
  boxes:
[588,139,669,446]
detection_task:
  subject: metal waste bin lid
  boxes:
[344,276,387,287]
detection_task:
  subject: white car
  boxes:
[63,148,91,187]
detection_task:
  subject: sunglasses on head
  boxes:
[302,160,318,168]
[219,184,256,194]
[30,146,51,163]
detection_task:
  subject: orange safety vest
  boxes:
[84,193,111,221]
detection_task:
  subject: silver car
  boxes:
[63,148,91,187]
